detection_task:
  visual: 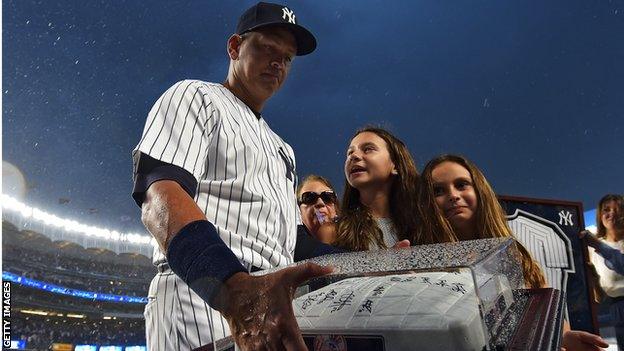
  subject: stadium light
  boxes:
[66,313,86,318]
[1,194,153,245]
[20,309,49,316]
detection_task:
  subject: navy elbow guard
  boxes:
[166,220,247,308]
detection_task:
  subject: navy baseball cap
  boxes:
[236,2,317,56]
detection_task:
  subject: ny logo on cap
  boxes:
[282,7,296,24]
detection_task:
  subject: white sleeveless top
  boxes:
[371,217,398,250]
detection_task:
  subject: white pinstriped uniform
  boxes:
[506,210,575,291]
[134,79,299,350]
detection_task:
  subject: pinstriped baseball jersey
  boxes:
[134,79,299,269]
[133,79,300,350]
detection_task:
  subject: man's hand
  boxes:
[214,262,333,351]
[561,330,609,351]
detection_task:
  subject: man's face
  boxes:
[231,27,297,102]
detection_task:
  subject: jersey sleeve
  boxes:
[594,241,624,276]
[132,80,218,206]
[132,153,198,207]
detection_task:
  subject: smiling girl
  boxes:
[416,154,545,287]
[417,154,608,350]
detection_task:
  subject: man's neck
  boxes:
[223,78,264,114]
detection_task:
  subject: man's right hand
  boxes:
[213,262,333,351]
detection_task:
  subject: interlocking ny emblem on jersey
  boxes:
[278,147,295,182]
[282,7,296,24]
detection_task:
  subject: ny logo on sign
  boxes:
[282,7,296,24]
[558,210,574,226]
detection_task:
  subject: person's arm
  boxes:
[580,230,624,275]
[142,180,332,351]
[592,241,624,275]
[141,180,247,302]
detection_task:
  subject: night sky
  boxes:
[3,0,623,235]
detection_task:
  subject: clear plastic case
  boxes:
[286,238,561,351]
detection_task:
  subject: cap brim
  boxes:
[246,22,317,56]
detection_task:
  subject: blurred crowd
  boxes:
[4,244,153,296]
[11,313,145,350]
[12,285,145,316]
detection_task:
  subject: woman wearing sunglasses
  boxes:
[297,175,340,244]
[294,175,345,262]
[334,127,418,251]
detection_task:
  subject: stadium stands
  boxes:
[12,285,145,317]
[11,313,145,350]
[3,221,154,296]
[3,220,154,349]
[3,245,152,296]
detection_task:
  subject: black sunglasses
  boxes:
[298,191,337,206]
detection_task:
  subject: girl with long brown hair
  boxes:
[334,127,418,251]
[417,154,607,350]
[416,154,545,288]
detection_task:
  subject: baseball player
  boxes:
[131,2,332,350]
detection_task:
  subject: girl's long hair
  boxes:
[334,127,420,251]
[416,154,546,288]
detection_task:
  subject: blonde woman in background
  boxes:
[296,175,340,245]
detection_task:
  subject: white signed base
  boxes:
[294,270,512,351]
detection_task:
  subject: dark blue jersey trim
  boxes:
[132,152,198,207]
